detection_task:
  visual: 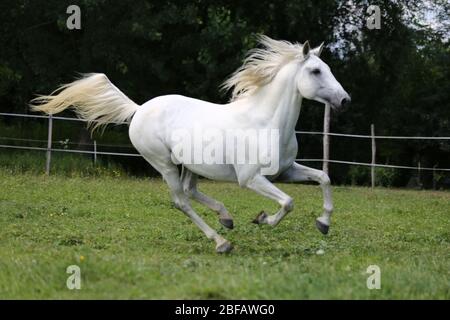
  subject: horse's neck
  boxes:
[245,62,302,143]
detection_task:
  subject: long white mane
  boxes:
[222,35,305,101]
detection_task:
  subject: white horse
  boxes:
[31,36,350,253]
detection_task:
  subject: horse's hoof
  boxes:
[315,219,329,235]
[216,240,233,253]
[252,211,268,224]
[219,218,234,229]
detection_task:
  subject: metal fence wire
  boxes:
[1,112,450,178]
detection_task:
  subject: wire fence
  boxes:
[1,112,450,176]
[296,130,450,140]
[297,159,450,171]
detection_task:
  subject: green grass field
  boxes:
[0,170,449,299]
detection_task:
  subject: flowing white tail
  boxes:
[30,73,139,133]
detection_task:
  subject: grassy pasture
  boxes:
[0,170,449,299]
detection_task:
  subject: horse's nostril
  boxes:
[341,97,351,108]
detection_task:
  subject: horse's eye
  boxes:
[312,68,321,75]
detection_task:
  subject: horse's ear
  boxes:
[303,41,310,58]
[312,42,325,57]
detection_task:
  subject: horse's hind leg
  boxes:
[149,159,232,253]
[181,168,234,229]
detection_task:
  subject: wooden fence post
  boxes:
[371,124,376,189]
[433,164,437,190]
[45,114,53,175]
[418,160,421,188]
[94,140,97,165]
[323,103,331,175]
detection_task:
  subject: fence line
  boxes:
[3,141,449,172]
[2,112,449,140]
[371,124,376,188]
[322,103,331,175]
[295,130,450,140]
[0,136,48,143]
[0,144,142,157]
[0,112,128,124]
[0,136,134,148]
[297,159,450,172]
[1,112,450,175]
[0,112,450,140]
[3,139,450,171]
[45,114,52,174]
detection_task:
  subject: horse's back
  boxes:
[129,95,242,181]
[133,94,240,139]
[142,94,226,114]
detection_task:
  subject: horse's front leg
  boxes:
[277,162,333,234]
[245,175,294,227]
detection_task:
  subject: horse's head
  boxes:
[296,41,350,110]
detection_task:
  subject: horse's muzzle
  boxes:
[334,93,351,111]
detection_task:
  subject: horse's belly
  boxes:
[183,164,237,182]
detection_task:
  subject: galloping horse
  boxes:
[31,36,350,253]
